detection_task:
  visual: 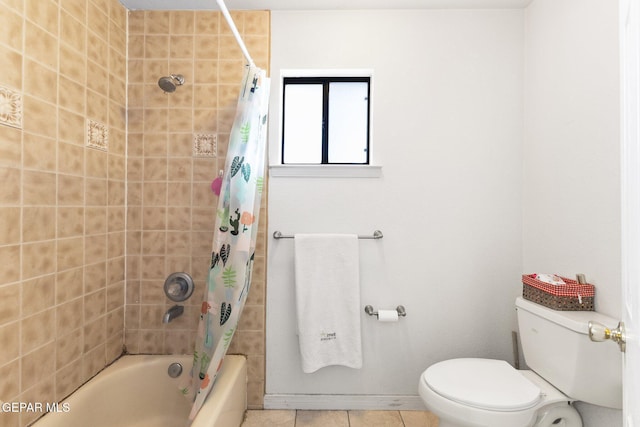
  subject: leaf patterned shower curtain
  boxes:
[182,65,270,420]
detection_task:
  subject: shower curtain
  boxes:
[182,65,270,420]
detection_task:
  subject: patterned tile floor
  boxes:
[241,410,439,427]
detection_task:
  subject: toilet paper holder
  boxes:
[364,305,406,318]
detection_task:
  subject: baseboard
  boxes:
[263,394,426,411]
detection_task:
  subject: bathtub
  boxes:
[32,355,247,427]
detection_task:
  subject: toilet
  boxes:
[418,297,622,427]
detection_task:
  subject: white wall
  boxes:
[266,9,524,402]
[523,0,621,317]
[523,0,621,425]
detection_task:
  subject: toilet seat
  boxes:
[423,358,541,411]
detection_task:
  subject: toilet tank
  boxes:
[515,297,622,409]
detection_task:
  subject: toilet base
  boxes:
[419,368,582,427]
[430,403,582,427]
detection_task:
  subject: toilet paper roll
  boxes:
[377,309,399,322]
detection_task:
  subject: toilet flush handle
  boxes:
[588,321,626,353]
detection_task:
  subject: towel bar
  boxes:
[272,230,383,240]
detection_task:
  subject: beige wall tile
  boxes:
[55,360,83,401]
[22,240,56,279]
[0,322,20,365]
[58,141,85,175]
[22,275,55,317]
[23,133,56,172]
[0,7,23,52]
[84,289,106,322]
[194,35,218,60]
[60,10,87,55]
[58,174,85,206]
[87,32,109,70]
[107,231,126,258]
[24,21,58,70]
[87,61,110,95]
[86,90,109,124]
[194,11,219,34]
[20,376,55,425]
[0,284,21,326]
[0,358,20,401]
[143,182,168,206]
[170,35,194,59]
[85,206,107,236]
[58,109,86,145]
[23,95,58,139]
[22,207,56,242]
[58,207,85,238]
[88,2,109,41]
[110,23,127,54]
[21,342,56,392]
[86,148,109,179]
[55,329,82,370]
[85,261,107,293]
[0,167,21,205]
[23,170,56,206]
[60,0,86,23]
[83,317,106,353]
[24,59,58,104]
[84,233,108,262]
[59,76,86,115]
[144,157,168,180]
[25,0,57,35]
[0,207,21,245]
[145,35,169,59]
[55,267,84,304]
[0,126,22,168]
[57,236,85,272]
[82,340,106,378]
[21,308,55,354]
[145,11,171,34]
[139,329,163,353]
[107,256,125,285]
[171,12,195,34]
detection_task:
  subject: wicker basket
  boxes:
[522,274,595,311]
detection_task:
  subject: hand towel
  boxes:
[294,234,362,373]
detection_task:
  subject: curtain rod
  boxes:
[216,0,256,68]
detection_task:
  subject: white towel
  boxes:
[294,234,362,373]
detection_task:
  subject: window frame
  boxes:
[281,75,371,165]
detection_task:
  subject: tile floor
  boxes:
[241,410,439,427]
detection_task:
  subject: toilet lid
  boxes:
[423,358,541,411]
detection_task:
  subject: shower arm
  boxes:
[216,0,256,68]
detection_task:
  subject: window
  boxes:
[282,76,371,165]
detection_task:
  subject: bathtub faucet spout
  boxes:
[163,305,184,323]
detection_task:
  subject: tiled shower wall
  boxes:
[0,0,127,425]
[124,10,270,408]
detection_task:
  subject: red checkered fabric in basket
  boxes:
[522,274,595,297]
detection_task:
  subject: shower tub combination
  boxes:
[33,355,247,427]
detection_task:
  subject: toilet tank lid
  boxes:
[423,358,541,411]
[516,297,619,334]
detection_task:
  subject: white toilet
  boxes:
[418,297,622,427]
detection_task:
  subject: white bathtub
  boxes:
[32,355,247,427]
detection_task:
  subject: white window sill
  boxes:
[269,164,382,178]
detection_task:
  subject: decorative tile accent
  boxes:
[193,133,217,157]
[0,85,23,129]
[86,119,109,151]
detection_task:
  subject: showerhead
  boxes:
[158,74,185,93]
